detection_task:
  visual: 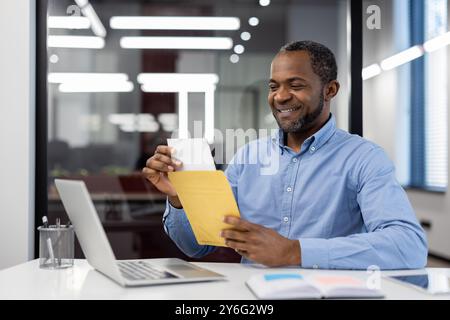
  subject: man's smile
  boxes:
[276,106,301,113]
[274,105,302,118]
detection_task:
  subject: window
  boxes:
[424,0,448,189]
[411,0,448,190]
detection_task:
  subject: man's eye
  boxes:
[269,85,278,91]
[291,85,305,90]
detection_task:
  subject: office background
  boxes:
[0,0,449,270]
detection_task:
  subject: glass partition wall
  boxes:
[40,0,351,261]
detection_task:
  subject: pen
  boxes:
[46,237,56,268]
[56,218,61,266]
[42,216,48,228]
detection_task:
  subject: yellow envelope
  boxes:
[168,171,240,246]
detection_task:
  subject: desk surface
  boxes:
[1,260,450,300]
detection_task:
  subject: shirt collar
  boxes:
[271,113,337,154]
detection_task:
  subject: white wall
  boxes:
[363,0,450,259]
[0,0,35,269]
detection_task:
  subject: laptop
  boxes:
[54,179,225,287]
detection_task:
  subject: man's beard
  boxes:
[274,93,324,133]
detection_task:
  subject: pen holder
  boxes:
[38,225,74,269]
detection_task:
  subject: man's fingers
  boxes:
[235,249,249,257]
[146,154,173,168]
[152,146,182,167]
[223,216,257,231]
[155,145,174,156]
[145,159,174,172]
[154,153,180,167]
[221,229,248,242]
[142,166,156,175]
[142,144,183,180]
[225,239,249,252]
[142,167,161,184]
[142,167,163,179]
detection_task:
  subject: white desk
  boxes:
[1,259,449,300]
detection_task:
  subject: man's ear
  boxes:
[323,80,340,102]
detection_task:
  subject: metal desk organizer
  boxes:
[38,217,74,269]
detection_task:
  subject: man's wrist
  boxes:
[287,239,301,266]
[168,196,182,209]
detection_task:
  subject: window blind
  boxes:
[424,0,448,189]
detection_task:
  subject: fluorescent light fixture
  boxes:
[109,114,159,132]
[48,16,90,29]
[137,73,218,84]
[120,36,233,50]
[109,114,138,125]
[140,82,216,92]
[59,81,134,93]
[48,72,129,83]
[110,16,240,30]
[52,73,133,92]
[423,31,450,52]
[362,64,381,80]
[380,45,424,70]
[234,44,245,54]
[230,54,239,63]
[138,73,219,92]
[74,0,106,37]
[248,17,259,26]
[259,0,271,7]
[240,32,251,41]
[47,35,105,48]
[49,54,59,64]
[120,122,160,132]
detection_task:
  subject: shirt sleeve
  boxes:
[300,146,428,270]
[162,199,216,258]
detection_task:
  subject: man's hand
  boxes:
[220,216,301,267]
[142,145,183,208]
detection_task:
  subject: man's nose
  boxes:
[274,87,291,103]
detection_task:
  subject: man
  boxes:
[143,41,428,270]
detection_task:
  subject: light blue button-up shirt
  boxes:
[162,114,428,270]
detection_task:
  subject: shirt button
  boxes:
[292,158,298,163]
[283,217,289,223]
[286,187,292,192]
[310,146,316,152]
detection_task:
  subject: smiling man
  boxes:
[143,40,428,270]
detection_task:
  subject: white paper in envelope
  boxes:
[167,138,216,171]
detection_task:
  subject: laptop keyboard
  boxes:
[117,261,178,281]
